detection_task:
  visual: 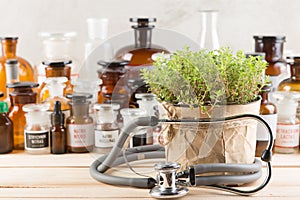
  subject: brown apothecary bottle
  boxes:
[7,82,38,150]
[256,83,277,157]
[115,18,169,107]
[253,36,287,76]
[0,37,35,101]
[38,60,74,102]
[97,60,130,109]
[66,93,94,153]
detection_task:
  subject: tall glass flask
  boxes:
[198,10,220,50]
[0,37,34,101]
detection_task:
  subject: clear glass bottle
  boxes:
[273,91,300,154]
[66,93,94,153]
[43,77,70,121]
[50,101,66,154]
[256,83,277,157]
[7,82,39,150]
[0,101,13,154]
[0,37,34,101]
[93,104,120,154]
[97,60,130,109]
[136,93,159,145]
[85,18,114,60]
[198,10,220,50]
[39,60,73,102]
[278,56,300,119]
[115,18,169,107]
[36,32,80,85]
[253,36,287,90]
[120,108,147,147]
[23,103,50,154]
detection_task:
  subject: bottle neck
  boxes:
[70,103,89,117]
[10,89,37,105]
[1,40,17,58]
[43,40,71,60]
[45,66,71,79]
[256,41,284,62]
[134,27,152,48]
[260,91,269,104]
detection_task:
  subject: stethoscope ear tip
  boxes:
[261,149,272,162]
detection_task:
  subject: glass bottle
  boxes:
[198,10,220,50]
[115,18,169,107]
[97,60,130,109]
[278,56,300,119]
[0,37,34,101]
[85,18,114,60]
[255,83,277,157]
[93,104,120,154]
[0,101,13,154]
[39,60,73,102]
[23,103,50,154]
[7,82,39,150]
[43,77,70,121]
[50,101,66,154]
[66,93,94,153]
[120,108,147,147]
[136,93,159,145]
[273,91,300,154]
[253,36,287,91]
[36,32,80,85]
[73,79,100,122]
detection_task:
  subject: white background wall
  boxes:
[0,0,298,66]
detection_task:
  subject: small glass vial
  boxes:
[0,101,13,154]
[7,82,39,150]
[93,104,120,154]
[256,83,277,157]
[23,103,50,154]
[66,93,94,153]
[120,108,147,147]
[50,101,66,154]
[273,91,300,154]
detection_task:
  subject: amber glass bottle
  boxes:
[0,37,34,101]
[97,60,130,108]
[66,93,94,153]
[256,84,277,157]
[115,18,169,107]
[7,82,38,150]
[39,60,73,102]
[278,56,300,119]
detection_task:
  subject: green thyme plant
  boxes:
[141,47,267,110]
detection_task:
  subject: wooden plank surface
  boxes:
[0,150,299,199]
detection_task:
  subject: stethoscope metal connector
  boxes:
[150,162,190,198]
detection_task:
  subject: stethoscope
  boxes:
[90,114,273,199]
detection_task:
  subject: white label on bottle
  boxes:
[257,114,277,141]
[275,123,300,148]
[95,129,119,148]
[67,124,94,147]
[25,130,49,149]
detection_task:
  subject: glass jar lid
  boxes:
[42,60,72,67]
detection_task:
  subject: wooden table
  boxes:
[0,150,299,199]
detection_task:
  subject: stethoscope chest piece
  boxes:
[150,162,189,199]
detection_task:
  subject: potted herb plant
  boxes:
[141,47,267,168]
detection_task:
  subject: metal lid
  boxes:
[42,60,72,66]
[5,59,18,65]
[130,17,156,29]
[6,82,39,89]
